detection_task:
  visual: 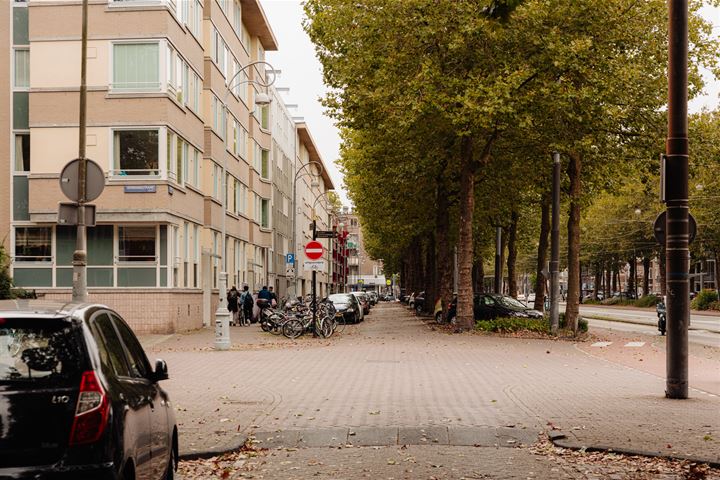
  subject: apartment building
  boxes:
[338,208,385,292]
[294,122,334,298]
[1,0,339,333]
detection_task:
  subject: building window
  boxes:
[118,226,156,262]
[13,49,29,89]
[113,129,159,176]
[212,163,223,200]
[260,198,270,228]
[241,23,251,52]
[14,133,30,172]
[14,227,52,262]
[112,43,160,91]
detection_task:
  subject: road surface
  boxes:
[578,304,719,333]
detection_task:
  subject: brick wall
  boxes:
[38,289,208,334]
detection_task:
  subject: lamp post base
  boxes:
[214,271,231,350]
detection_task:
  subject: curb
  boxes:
[179,437,247,461]
[547,430,720,468]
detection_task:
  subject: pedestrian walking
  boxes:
[227,286,239,326]
[240,285,253,326]
[258,286,271,302]
[269,286,278,307]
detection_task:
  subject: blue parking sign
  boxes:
[285,253,295,264]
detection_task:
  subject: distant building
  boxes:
[338,208,385,292]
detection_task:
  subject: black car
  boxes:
[447,294,544,322]
[328,294,362,324]
[0,300,177,480]
[411,291,425,314]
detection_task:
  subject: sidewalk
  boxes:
[140,303,720,466]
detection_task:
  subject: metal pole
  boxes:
[665,0,689,399]
[494,227,502,294]
[72,0,89,303]
[214,107,230,350]
[312,219,317,336]
[550,152,561,335]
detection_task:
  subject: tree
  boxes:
[0,244,13,300]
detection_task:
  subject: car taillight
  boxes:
[69,371,109,445]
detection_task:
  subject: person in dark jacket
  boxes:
[227,286,239,326]
[240,285,253,325]
[258,286,271,301]
[269,286,278,307]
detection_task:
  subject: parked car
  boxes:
[411,291,426,314]
[0,300,177,480]
[351,292,371,315]
[367,292,378,305]
[329,294,362,324]
[447,294,544,323]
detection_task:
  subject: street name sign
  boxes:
[305,241,324,260]
[315,230,337,239]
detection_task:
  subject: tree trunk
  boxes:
[627,257,635,297]
[534,193,551,311]
[507,211,519,298]
[593,263,602,300]
[604,267,611,299]
[642,256,650,297]
[473,258,485,293]
[714,251,720,298]
[435,180,453,321]
[564,152,582,334]
[424,234,436,314]
[456,136,476,330]
[500,228,507,295]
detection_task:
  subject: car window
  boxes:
[110,314,151,379]
[89,313,131,378]
[0,319,83,385]
[482,296,495,306]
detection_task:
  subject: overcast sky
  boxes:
[260,1,720,206]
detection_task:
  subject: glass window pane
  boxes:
[14,134,30,171]
[118,226,156,262]
[87,225,113,266]
[112,43,159,91]
[89,313,131,378]
[14,227,52,262]
[114,130,159,175]
[14,49,29,88]
[110,314,150,379]
[13,7,28,45]
[13,92,28,130]
[12,176,29,221]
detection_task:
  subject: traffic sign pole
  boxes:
[72,0,90,303]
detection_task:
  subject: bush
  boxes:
[691,289,719,310]
[634,295,660,308]
[0,244,12,300]
[475,317,549,334]
[582,299,602,305]
[558,313,589,333]
[707,301,720,311]
[601,297,622,306]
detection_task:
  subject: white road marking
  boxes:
[591,342,612,347]
[624,341,646,348]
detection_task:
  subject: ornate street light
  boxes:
[215,61,276,351]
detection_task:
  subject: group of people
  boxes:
[226,285,278,326]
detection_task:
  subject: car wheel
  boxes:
[415,305,422,315]
[123,463,135,480]
[164,448,177,480]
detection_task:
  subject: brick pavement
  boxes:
[142,303,720,464]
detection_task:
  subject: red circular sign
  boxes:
[305,241,324,260]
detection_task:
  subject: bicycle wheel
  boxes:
[269,315,284,335]
[283,319,304,339]
[320,316,334,339]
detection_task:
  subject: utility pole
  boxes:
[72,0,89,303]
[550,152,561,335]
[494,227,502,294]
[665,0,689,399]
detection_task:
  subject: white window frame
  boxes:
[110,126,163,179]
[110,40,165,93]
[13,48,30,91]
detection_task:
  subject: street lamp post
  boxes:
[291,162,324,300]
[214,61,276,351]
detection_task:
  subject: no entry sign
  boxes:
[304,241,324,260]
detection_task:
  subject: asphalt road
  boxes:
[578,305,720,348]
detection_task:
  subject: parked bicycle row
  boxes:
[224,287,378,339]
